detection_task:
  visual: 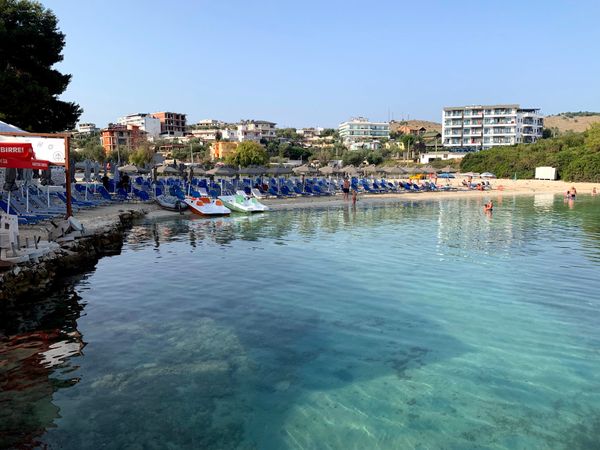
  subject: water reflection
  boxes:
[0,287,85,449]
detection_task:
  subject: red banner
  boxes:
[0,157,49,170]
[0,142,34,159]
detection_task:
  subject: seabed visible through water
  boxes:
[2,194,600,449]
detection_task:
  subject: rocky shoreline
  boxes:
[0,209,146,302]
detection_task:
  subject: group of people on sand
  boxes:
[342,178,357,205]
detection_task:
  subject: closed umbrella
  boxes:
[84,159,92,182]
[113,164,120,193]
[3,168,18,215]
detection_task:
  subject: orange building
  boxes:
[211,141,238,160]
[150,112,187,136]
[100,124,146,154]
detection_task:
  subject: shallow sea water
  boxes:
[2,194,600,449]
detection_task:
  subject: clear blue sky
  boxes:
[43,0,600,128]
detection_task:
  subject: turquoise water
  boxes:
[2,194,600,449]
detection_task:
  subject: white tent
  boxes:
[0,120,25,133]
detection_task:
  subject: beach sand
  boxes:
[261,178,599,210]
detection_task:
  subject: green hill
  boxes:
[460,124,600,182]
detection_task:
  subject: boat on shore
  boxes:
[218,194,269,213]
[156,194,188,212]
[184,196,231,216]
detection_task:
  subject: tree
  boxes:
[584,123,600,151]
[129,143,155,167]
[80,141,106,162]
[225,141,268,167]
[0,0,82,131]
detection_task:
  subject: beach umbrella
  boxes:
[420,165,437,174]
[239,166,267,175]
[439,165,457,173]
[361,164,378,175]
[319,166,341,175]
[342,165,358,176]
[480,172,496,178]
[438,172,456,179]
[206,166,238,177]
[119,164,140,174]
[266,165,293,175]
[292,164,318,175]
[157,165,179,175]
[461,172,475,177]
[383,166,406,175]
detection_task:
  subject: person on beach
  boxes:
[101,173,110,191]
[593,187,597,196]
[343,178,350,201]
[352,189,357,206]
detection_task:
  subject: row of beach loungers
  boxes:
[1,176,485,225]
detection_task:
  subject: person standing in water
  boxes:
[352,189,357,206]
[343,178,350,201]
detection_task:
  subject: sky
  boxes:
[43,0,600,128]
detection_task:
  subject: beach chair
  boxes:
[251,188,267,199]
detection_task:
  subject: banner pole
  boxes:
[65,135,72,218]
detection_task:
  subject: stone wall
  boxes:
[0,210,144,302]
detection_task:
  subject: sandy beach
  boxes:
[261,178,599,210]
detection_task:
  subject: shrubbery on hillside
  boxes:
[460,124,600,182]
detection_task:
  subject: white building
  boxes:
[297,127,324,138]
[442,104,544,151]
[77,123,99,134]
[238,120,277,142]
[196,119,225,128]
[338,117,390,147]
[118,113,162,138]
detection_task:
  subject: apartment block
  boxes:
[100,124,147,154]
[77,123,99,134]
[339,117,390,147]
[151,112,187,137]
[238,120,277,142]
[118,113,161,138]
[442,104,543,151]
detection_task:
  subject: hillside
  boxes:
[460,127,600,182]
[390,120,442,133]
[544,113,600,133]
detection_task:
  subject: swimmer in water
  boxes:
[484,200,493,212]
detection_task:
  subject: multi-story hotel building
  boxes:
[338,117,390,147]
[442,104,543,151]
[117,113,161,138]
[151,112,187,137]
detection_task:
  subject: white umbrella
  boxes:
[480,172,496,178]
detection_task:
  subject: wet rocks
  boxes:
[0,210,146,302]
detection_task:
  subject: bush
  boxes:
[460,131,600,181]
